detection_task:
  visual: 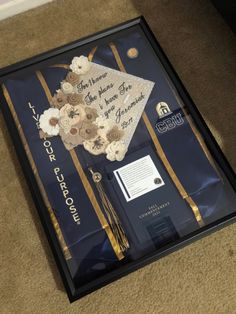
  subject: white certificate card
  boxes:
[113,155,165,202]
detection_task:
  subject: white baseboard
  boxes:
[0,0,53,21]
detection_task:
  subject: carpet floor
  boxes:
[0,0,236,313]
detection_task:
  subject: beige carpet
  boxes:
[0,0,236,313]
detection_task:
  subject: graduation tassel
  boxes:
[89,167,129,252]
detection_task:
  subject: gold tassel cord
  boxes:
[89,168,130,252]
[87,46,129,253]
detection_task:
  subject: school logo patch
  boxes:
[155,102,184,133]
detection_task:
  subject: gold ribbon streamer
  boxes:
[88,46,98,62]
[109,42,205,227]
[2,85,72,260]
[50,46,97,69]
[36,70,124,260]
[163,73,222,180]
[50,64,70,69]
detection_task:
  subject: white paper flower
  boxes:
[105,141,127,161]
[94,116,112,137]
[39,108,60,136]
[61,81,74,94]
[70,56,91,75]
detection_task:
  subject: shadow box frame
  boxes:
[0,16,236,302]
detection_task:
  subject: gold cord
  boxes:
[89,168,130,252]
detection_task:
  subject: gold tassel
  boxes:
[89,167,129,252]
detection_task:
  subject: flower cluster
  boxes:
[39,56,127,161]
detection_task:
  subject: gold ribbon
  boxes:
[88,46,98,62]
[163,73,222,180]
[50,64,70,69]
[36,69,124,260]
[50,47,97,69]
[2,85,72,260]
[109,41,205,227]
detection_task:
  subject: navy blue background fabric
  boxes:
[3,27,236,283]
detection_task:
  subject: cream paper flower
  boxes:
[67,93,84,106]
[66,71,80,86]
[70,56,91,75]
[105,141,127,161]
[59,116,72,134]
[61,81,74,94]
[94,116,112,137]
[84,107,98,122]
[79,121,98,140]
[39,108,60,136]
[83,135,109,155]
[106,126,124,143]
[60,103,85,122]
[59,103,85,133]
[59,123,84,147]
[50,90,67,109]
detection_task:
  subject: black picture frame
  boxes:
[0,16,235,302]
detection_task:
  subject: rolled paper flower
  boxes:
[60,103,86,126]
[39,108,60,136]
[83,134,109,155]
[79,121,98,140]
[67,93,84,106]
[65,71,80,86]
[70,56,91,75]
[59,122,84,147]
[106,126,124,143]
[61,81,74,94]
[105,141,127,161]
[84,107,98,122]
[50,90,68,109]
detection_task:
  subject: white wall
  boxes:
[0,0,53,21]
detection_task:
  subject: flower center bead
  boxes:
[49,117,58,126]
[87,114,92,120]
[86,129,91,134]
[70,128,77,135]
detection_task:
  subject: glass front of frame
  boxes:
[1,22,236,293]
